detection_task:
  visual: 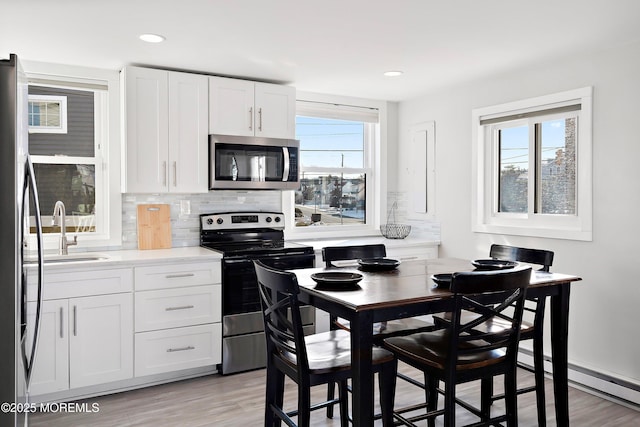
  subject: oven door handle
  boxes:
[223,258,255,266]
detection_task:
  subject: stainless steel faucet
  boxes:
[52,201,78,255]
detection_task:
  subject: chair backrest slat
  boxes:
[254,260,309,373]
[322,244,386,268]
[448,267,531,365]
[489,244,554,272]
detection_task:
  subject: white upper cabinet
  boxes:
[209,76,295,139]
[122,66,208,193]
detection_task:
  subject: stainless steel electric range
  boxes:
[200,211,316,374]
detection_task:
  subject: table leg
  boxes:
[550,283,571,427]
[350,311,375,426]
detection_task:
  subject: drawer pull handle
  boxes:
[167,346,195,353]
[165,273,195,279]
[165,305,194,311]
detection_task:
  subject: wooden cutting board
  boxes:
[137,204,172,250]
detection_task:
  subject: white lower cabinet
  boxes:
[26,255,222,401]
[133,262,222,378]
[29,293,133,395]
[135,323,222,377]
[28,300,69,395]
[69,293,134,388]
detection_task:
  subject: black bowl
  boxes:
[431,273,452,288]
[311,272,363,289]
[471,259,518,270]
[358,258,400,271]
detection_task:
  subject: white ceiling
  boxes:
[2,0,640,102]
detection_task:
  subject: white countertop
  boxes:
[25,246,221,271]
[24,236,438,271]
[290,235,440,251]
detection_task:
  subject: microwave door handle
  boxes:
[282,147,290,182]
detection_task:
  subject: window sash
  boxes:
[28,89,105,236]
[490,110,579,217]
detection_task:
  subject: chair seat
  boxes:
[280,329,395,375]
[384,329,507,371]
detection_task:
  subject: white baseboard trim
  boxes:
[518,349,640,409]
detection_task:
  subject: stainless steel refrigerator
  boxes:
[1,54,44,427]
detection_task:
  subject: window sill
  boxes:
[473,223,592,242]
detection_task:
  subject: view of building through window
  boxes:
[28,85,99,233]
[294,116,368,227]
[498,117,576,215]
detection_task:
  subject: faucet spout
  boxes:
[52,201,78,255]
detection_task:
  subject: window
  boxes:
[283,95,386,238]
[295,116,369,227]
[25,64,121,250]
[472,87,592,241]
[28,94,67,133]
[29,85,98,236]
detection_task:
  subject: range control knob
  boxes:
[216,218,224,225]
[274,216,281,223]
[206,218,213,225]
[265,216,272,223]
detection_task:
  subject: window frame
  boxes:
[24,61,122,251]
[283,92,388,240]
[472,87,592,241]
[28,94,68,134]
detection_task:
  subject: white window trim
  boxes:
[471,87,592,241]
[24,61,122,251]
[28,94,68,134]
[283,91,388,241]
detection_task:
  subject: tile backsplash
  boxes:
[121,191,282,249]
[121,190,441,249]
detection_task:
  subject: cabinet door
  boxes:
[28,300,69,395]
[254,82,296,139]
[168,72,209,193]
[69,293,133,389]
[123,66,169,193]
[208,76,255,136]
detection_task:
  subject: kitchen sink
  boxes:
[24,253,109,264]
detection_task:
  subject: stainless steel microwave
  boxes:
[209,134,300,190]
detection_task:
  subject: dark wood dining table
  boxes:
[294,257,582,426]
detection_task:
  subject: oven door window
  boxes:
[222,254,315,316]
[215,143,287,182]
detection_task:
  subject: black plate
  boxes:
[431,273,452,288]
[358,257,401,271]
[311,272,363,290]
[471,259,518,270]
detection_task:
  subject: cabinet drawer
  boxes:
[135,285,221,332]
[135,262,220,291]
[27,268,133,301]
[135,324,222,377]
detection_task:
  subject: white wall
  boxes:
[396,41,640,390]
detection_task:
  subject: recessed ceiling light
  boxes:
[139,33,166,43]
[383,70,404,77]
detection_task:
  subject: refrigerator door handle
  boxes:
[21,155,44,391]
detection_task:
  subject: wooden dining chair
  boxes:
[322,244,435,419]
[254,260,397,427]
[484,244,554,426]
[383,266,532,427]
[322,244,435,338]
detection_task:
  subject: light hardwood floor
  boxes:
[30,364,639,426]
